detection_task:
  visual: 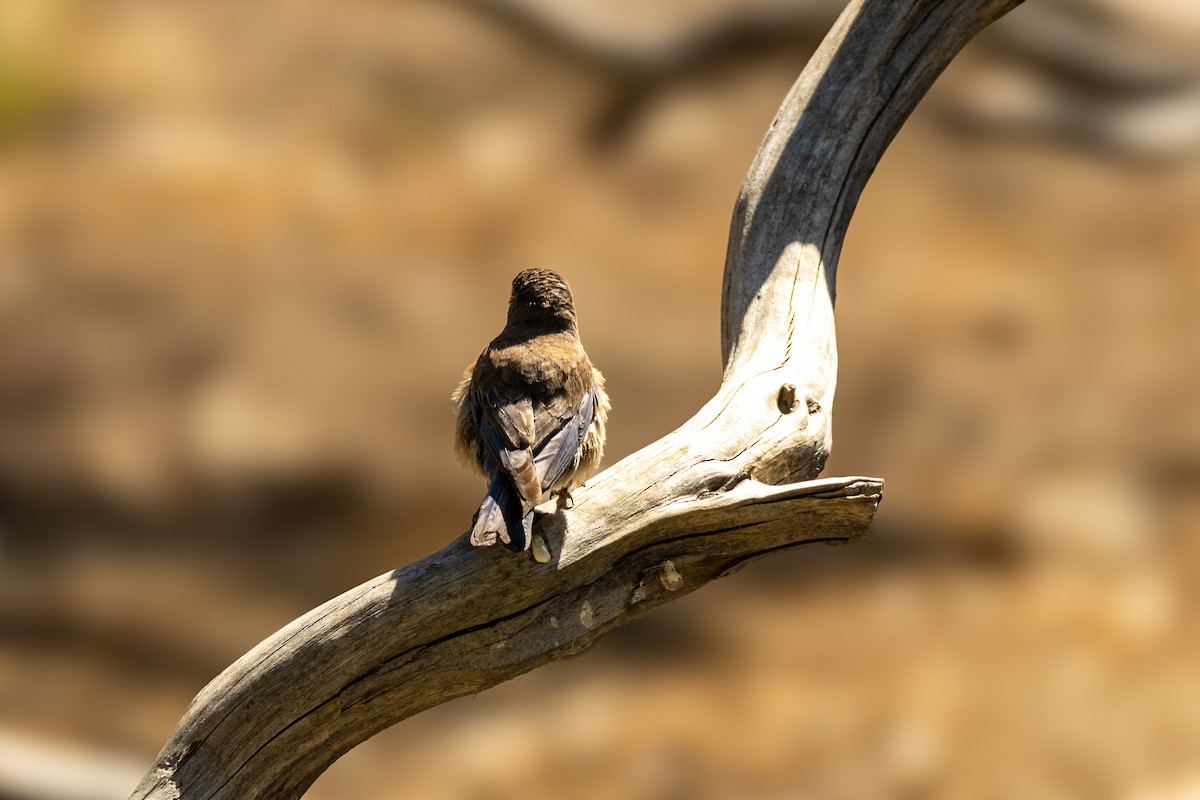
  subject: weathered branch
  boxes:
[131,1,1021,798]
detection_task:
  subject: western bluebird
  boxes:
[453,268,609,553]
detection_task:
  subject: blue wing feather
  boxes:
[533,386,595,493]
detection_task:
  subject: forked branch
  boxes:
[131,1,1022,797]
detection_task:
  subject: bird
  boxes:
[452,268,609,553]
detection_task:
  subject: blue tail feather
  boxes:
[470,474,534,551]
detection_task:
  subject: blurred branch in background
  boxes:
[947,0,1200,160]
[451,0,1200,157]
[448,0,839,144]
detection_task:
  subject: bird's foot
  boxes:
[556,489,574,511]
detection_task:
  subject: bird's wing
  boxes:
[532,384,596,494]
[477,386,542,510]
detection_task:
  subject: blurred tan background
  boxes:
[1,0,1199,798]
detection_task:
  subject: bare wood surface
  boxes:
[131,1,1021,797]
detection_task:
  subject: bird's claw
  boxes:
[531,533,552,564]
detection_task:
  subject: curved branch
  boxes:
[130,1,1021,798]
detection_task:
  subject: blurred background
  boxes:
[1,0,1199,798]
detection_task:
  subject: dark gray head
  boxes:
[507,268,577,331]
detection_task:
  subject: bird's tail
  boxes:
[469,474,534,551]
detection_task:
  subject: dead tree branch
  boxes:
[130,1,1022,797]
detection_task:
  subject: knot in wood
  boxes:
[630,560,684,604]
[777,383,800,414]
[658,560,684,591]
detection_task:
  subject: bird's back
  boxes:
[452,268,608,551]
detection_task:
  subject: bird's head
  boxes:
[507,268,578,332]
